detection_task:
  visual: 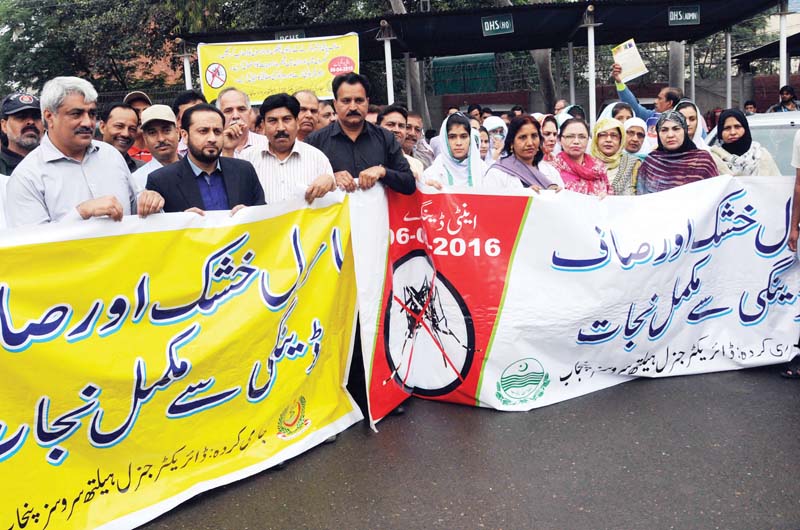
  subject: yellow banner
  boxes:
[0,199,360,529]
[197,33,360,103]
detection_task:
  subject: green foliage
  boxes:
[0,0,178,92]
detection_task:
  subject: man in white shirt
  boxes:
[131,105,181,189]
[239,93,336,204]
[6,76,163,227]
[216,87,267,158]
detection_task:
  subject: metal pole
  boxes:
[587,16,596,128]
[689,44,696,101]
[568,42,576,103]
[726,31,732,108]
[404,52,412,110]
[384,39,395,105]
[182,55,192,90]
[780,0,788,87]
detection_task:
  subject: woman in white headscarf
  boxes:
[675,99,709,149]
[424,113,487,188]
[623,117,651,162]
[481,115,507,164]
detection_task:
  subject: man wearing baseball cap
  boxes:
[123,90,153,163]
[0,93,43,175]
[132,105,181,189]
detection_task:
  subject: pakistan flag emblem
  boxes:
[496,358,549,405]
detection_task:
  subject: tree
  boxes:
[0,0,178,92]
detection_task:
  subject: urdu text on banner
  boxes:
[351,177,800,424]
[0,197,361,530]
[197,33,360,103]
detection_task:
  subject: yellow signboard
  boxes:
[197,33,360,103]
[0,200,360,529]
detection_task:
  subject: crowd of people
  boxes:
[0,67,797,377]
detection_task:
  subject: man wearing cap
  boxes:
[132,105,181,189]
[768,85,799,113]
[239,93,335,204]
[7,76,164,227]
[100,103,144,173]
[0,93,43,175]
[123,90,153,163]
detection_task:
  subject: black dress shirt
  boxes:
[305,121,415,194]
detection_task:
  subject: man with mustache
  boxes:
[131,105,181,189]
[0,93,43,176]
[377,104,423,180]
[405,111,433,169]
[123,90,153,163]
[317,100,336,129]
[146,104,264,214]
[6,76,164,227]
[305,73,414,194]
[100,103,144,172]
[292,90,319,142]
[217,87,268,159]
[239,93,335,204]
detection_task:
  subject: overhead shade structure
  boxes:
[734,31,800,66]
[183,0,778,60]
[182,0,778,119]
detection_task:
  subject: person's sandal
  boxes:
[780,357,800,379]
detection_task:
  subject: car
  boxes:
[706,111,800,176]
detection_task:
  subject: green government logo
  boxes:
[496,358,549,405]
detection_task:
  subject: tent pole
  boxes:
[780,0,789,87]
[183,55,192,90]
[587,9,596,128]
[385,39,395,105]
[568,42,576,104]
[405,52,412,110]
[689,43,696,102]
[726,30,732,108]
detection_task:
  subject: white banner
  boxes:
[352,176,800,422]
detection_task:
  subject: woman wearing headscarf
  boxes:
[709,108,781,176]
[637,111,720,194]
[423,113,487,188]
[551,118,613,197]
[591,117,640,196]
[483,115,564,190]
[478,126,490,161]
[555,104,587,128]
[481,115,507,164]
[538,114,559,163]
[623,117,651,162]
[675,99,710,150]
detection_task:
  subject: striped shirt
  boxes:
[239,140,334,204]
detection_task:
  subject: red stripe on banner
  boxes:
[369,190,530,421]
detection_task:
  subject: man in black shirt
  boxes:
[305,73,415,195]
[0,93,43,175]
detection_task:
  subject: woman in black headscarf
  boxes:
[637,110,719,194]
[709,108,781,176]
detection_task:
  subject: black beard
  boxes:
[188,144,219,164]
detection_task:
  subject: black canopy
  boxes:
[734,31,800,67]
[183,0,779,61]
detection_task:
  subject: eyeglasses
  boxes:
[562,134,589,142]
[597,132,620,140]
[627,131,646,139]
